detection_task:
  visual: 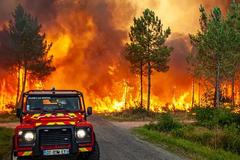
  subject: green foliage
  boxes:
[232,113,240,126]
[192,107,216,127]
[6,4,55,104]
[134,127,240,160]
[9,4,55,75]
[140,107,240,155]
[0,112,18,122]
[171,125,194,138]
[103,107,159,121]
[192,107,238,128]
[0,127,13,160]
[146,113,182,132]
[125,9,172,110]
[172,125,225,149]
[222,124,240,154]
[189,2,240,107]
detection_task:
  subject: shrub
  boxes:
[171,125,194,138]
[192,106,216,127]
[172,126,216,146]
[192,106,235,128]
[0,127,13,159]
[154,113,182,132]
[109,107,159,121]
[223,124,240,154]
[214,108,234,127]
[232,113,240,126]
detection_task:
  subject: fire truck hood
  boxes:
[22,112,84,126]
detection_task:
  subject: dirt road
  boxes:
[0,116,185,160]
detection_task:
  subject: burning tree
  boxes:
[190,2,240,107]
[124,26,146,108]
[7,4,55,105]
[225,1,240,106]
[125,9,172,111]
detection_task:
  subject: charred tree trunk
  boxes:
[15,66,20,107]
[18,66,27,105]
[231,74,235,106]
[147,62,151,111]
[192,77,195,108]
[215,61,221,108]
[198,82,201,106]
[140,60,143,108]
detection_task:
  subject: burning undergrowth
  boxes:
[0,0,233,112]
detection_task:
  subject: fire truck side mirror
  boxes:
[16,108,22,118]
[87,107,92,116]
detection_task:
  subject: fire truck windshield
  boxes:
[26,96,82,112]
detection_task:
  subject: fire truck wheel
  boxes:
[11,150,17,160]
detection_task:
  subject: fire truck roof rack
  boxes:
[24,90,83,96]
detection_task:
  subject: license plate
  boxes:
[43,149,69,156]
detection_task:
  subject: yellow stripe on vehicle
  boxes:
[56,122,65,125]
[31,114,40,119]
[47,122,55,125]
[56,113,64,117]
[36,123,42,126]
[79,148,89,152]
[46,122,66,126]
[23,151,32,156]
[45,113,52,117]
[69,122,75,125]
[68,113,77,117]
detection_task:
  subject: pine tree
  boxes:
[8,4,55,105]
[125,9,172,111]
[190,5,240,107]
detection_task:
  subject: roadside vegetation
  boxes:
[134,107,240,160]
[0,127,13,160]
[0,112,18,123]
[100,107,160,121]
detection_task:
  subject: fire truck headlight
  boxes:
[18,130,23,136]
[76,129,86,139]
[24,131,35,142]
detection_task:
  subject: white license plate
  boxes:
[43,149,69,156]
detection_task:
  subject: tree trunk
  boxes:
[18,66,27,105]
[192,77,195,108]
[147,62,151,111]
[231,75,235,106]
[198,82,201,106]
[15,66,20,107]
[215,62,221,108]
[140,60,143,108]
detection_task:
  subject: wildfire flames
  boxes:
[0,0,237,113]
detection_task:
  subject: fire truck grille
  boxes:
[39,128,72,146]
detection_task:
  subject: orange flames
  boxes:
[0,0,236,113]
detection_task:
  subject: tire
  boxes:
[87,142,100,160]
[11,149,17,160]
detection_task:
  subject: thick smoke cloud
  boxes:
[0,0,230,105]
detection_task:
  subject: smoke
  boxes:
[0,0,230,106]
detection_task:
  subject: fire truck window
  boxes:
[27,96,81,112]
